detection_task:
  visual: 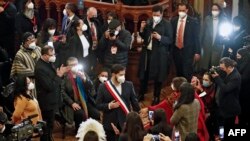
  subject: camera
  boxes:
[11,115,46,141]
[109,29,118,37]
[151,134,160,141]
[208,66,221,75]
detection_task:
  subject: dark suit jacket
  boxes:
[62,15,79,40]
[35,59,62,111]
[96,80,140,130]
[67,33,91,63]
[171,16,200,57]
[214,68,241,118]
[138,18,173,82]
[98,29,132,68]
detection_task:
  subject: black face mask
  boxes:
[89,17,96,22]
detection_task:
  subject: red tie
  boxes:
[91,23,97,50]
[177,19,184,49]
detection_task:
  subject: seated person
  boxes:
[61,57,100,131]
[12,75,42,125]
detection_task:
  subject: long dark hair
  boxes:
[14,75,32,100]
[122,112,145,141]
[174,82,195,110]
[151,109,172,137]
[39,18,57,44]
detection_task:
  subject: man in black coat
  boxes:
[211,57,241,129]
[138,5,173,105]
[0,0,17,59]
[96,64,140,141]
[35,46,69,141]
[171,3,200,81]
[98,19,132,68]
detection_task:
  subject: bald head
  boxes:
[87,7,97,19]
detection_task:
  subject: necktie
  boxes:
[91,23,97,50]
[177,19,184,49]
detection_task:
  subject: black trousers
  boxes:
[40,110,55,141]
[74,109,86,131]
[173,47,193,82]
[139,50,162,98]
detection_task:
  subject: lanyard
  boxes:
[3,2,9,9]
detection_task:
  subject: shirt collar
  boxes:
[178,15,187,22]
[68,14,75,21]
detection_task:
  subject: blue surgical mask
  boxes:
[202,80,211,87]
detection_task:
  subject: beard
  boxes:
[24,9,34,19]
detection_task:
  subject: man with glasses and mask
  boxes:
[61,57,100,133]
[35,45,69,141]
[138,5,173,105]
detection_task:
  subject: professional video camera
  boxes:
[208,66,221,75]
[11,114,46,141]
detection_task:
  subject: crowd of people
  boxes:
[0,0,250,141]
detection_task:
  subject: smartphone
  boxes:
[219,126,224,139]
[174,130,180,141]
[152,134,160,141]
[148,110,154,120]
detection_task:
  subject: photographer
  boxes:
[211,57,241,129]
[98,19,132,68]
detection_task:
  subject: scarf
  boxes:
[68,72,88,118]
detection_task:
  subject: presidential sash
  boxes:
[104,81,129,115]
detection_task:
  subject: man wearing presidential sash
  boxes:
[96,64,140,141]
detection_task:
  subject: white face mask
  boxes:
[71,66,79,74]
[153,16,161,23]
[28,42,36,49]
[171,83,176,91]
[27,2,34,9]
[178,12,187,18]
[49,56,56,63]
[107,20,111,24]
[82,24,88,31]
[48,29,56,35]
[212,11,219,17]
[63,9,67,16]
[117,75,125,84]
[28,82,35,90]
[234,26,241,31]
[99,76,108,83]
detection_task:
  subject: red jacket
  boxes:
[148,92,209,141]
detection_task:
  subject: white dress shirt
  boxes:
[213,18,219,44]
[79,35,90,57]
